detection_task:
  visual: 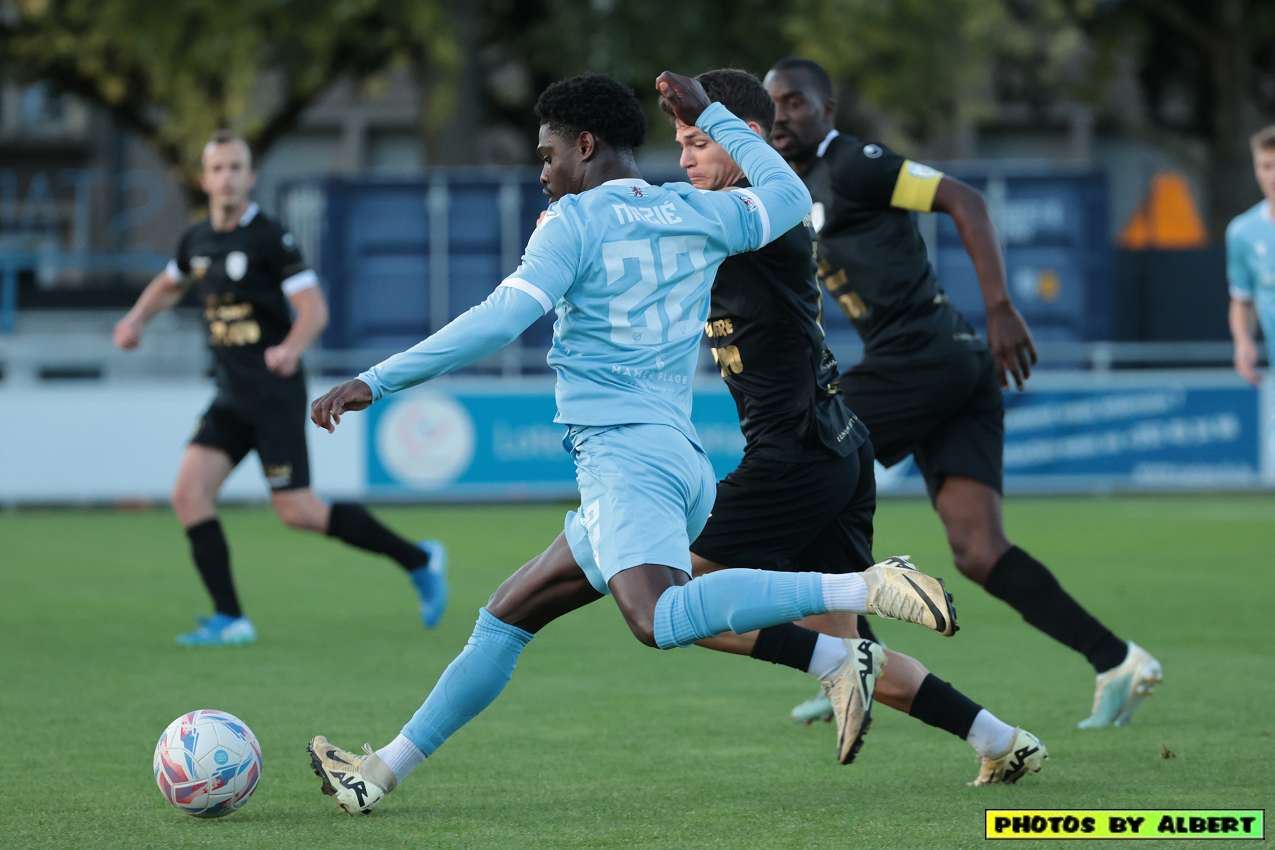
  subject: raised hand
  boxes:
[656,71,712,127]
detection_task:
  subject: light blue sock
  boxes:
[400,608,534,756]
[652,569,827,649]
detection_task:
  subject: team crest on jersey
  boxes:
[863,144,883,158]
[630,186,645,198]
[225,251,248,282]
[191,257,211,279]
[282,231,296,249]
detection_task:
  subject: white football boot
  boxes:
[969,728,1048,786]
[1077,642,1163,729]
[822,638,886,764]
[862,555,959,636]
[307,735,397,815]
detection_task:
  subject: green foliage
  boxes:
[1,0,458,187]
[780,0,1088,149]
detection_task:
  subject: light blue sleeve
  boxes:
[357,206,583,400]
[696,101,812,254]
[1226,222,1254,302]
[503,202,583,309]
[357,285,546,400]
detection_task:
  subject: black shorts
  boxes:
[839,349,1003,502]
[690,439,875,574]
[190,388,310,491]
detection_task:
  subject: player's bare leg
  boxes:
[935,476,1161,728]
[272,487,450,628]
[270,488,329,532]
[172,444,234,528]
[171,445,254,646]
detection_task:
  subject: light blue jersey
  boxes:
[1226,201,1275,349]
[358,102,810,444]
[507,174,775,441]
[356,101,808,588]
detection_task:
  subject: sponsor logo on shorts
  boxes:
[265,464,293,487]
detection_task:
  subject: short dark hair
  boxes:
[660,68,775,134]
[203,129,253,167]
[1251,125,1275,152]
[770,57,833,102]
[535,73,646,151]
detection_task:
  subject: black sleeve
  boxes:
[829,141,908,210]
[173,228,193,277]
[266,222,309,286]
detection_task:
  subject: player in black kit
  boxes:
[113,131,447,646]
[762,58,1161,729]
[665,70,1046,783]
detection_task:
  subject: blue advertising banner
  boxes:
[365,381,746,500]
[875,373,1264,494]
[366,373,1265,500]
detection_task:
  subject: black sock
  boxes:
[750,624,820,673]
[909,673,982,740]
[327,502,428,573]
[985,546,1128,673]
[185,518,242,618]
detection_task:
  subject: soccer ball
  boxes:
[153,709,263,817]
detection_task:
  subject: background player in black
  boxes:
[763,58,1162,729]
[667,69,1045,781]
[113,131,447,646]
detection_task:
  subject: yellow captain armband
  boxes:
[889,160,943,212]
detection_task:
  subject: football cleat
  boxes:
[307,735,397,815]
[969,728,1048,786]
[176,613,256,647]
[410,540,449,629]
[823,639,886,765]
[1077,642,1163,729]
[790,691,835,725]
[862,555,958,636]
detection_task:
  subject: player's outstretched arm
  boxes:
[657,70,811,247]
[113,269,184,350]
[311,284,546,432]
[932,177,1037,390]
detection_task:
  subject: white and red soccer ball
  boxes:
[153,709,262,817]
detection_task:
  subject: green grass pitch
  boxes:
[2,496,1271,848]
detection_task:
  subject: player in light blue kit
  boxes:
[1228,125,1275,386]
[304,71,958,815]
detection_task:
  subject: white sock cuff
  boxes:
[966,710,1016,759]
[807,634,849,680]
[820,573,869,613]
[377,734,426,783]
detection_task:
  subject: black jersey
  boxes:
[707,200,868,461]
[169,204,313,396]
[805,133,985,361]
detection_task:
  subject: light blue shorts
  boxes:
[563,424,716,596]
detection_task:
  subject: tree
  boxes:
[1069,0,1275,238]
[469,0,795,162]
[779,0,1089,155]
[0,0,459,202]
